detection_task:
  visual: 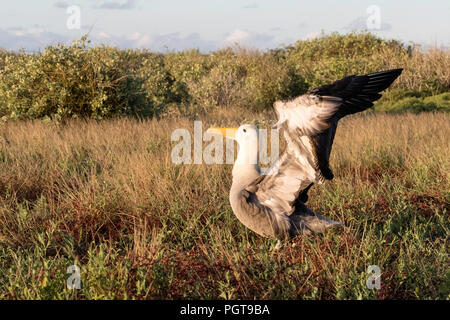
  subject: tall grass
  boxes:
[0,112,448,299]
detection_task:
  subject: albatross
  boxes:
[207,69,403,249]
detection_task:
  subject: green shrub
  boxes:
[138,52,175,115]
[185,48,307,111]
[184,48,246,110]
[285,32,449,95]
[0,37,152,120]
[240,49,307,111]
[0,49,13,71]
[376,92,450,113]
[164,50,211,105]
[286,32,402,88]
[0,32,448,119]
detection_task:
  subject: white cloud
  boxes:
[98,31,111,39]
[25,27,45,36]
[344,16,392,32]
[127,32,141,41]
[225,29,251,43]
[93,31,217,52]
[223,29,276,49]
[0,25,279,53]
[0,27,70,52]
[304,31,322,40]
[96,0,138,10]
[0,26,217,52]
[8,26,45,37]
[53,1,70,9]
[126,32,152,47]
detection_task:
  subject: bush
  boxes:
[239,49,307,111]
[376,92,450,113]
[286,32,398,88]
[0,49,13,71]
[0,37,152,120]
[0,32,448,119]
[184,48,245,110]
[138,52,175,115]
[164,50,211,105]
[285,32,449,94]
[185,48,307,111]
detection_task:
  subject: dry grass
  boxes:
[366,46,450,93]
[0,111,448,299]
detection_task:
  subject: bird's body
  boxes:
[208,69,403,248]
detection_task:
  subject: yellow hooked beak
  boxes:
[206,127,238,139]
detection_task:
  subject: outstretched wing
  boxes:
[304,68,404,180]
[307,68,403,118]
[249,69,403,216]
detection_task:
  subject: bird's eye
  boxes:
[243,129,247,133]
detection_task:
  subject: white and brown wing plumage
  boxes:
[272,95,342,136]
[248,69,403,218]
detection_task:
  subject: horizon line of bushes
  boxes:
[0,32,449,120]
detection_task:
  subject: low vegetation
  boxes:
[0,112,448,299]
[0,32,449,120]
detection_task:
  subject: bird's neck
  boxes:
[231,141,260,191]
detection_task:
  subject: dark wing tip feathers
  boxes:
[362,68,403,93]
[338,68,402,117]
[307,68,403,118]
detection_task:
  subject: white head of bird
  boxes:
[207,124,261,189]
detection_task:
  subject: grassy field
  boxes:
[0,111,449,299]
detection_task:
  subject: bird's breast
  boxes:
[229,188,292,240]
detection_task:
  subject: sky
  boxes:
[1,0,449,52]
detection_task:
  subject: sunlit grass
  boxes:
[0,112,448,299]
